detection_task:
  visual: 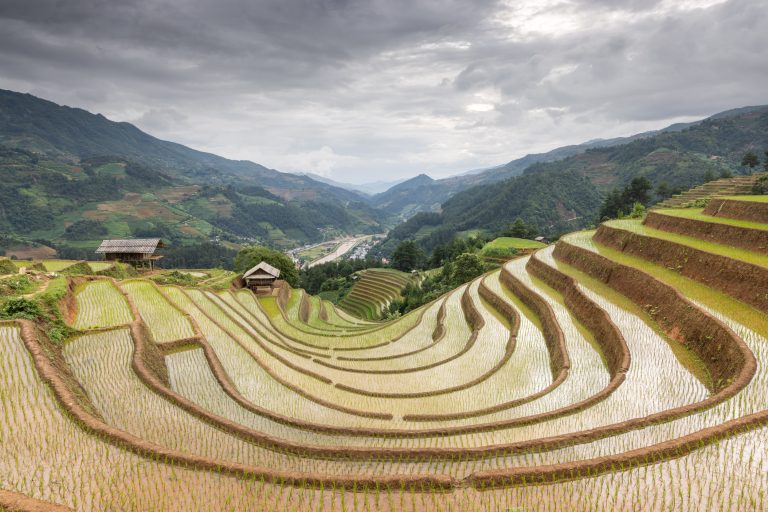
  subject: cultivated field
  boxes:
[2,195,768,510]
[338,268,416,320]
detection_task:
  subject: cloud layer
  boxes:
[1,0,766,182]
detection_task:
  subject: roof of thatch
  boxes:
[96,239,165,254]
[243,261,281,279]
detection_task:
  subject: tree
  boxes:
[505,218,537,239]
[765,151,768,173]
[233,245,299,286]
[622,177,652,206]
[655,181,671,199]
[742,151,759,172]
[391,240,425,272]
[599,177,652,222]
[449,253,486,285]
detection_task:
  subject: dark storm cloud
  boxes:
[0,0,766,182]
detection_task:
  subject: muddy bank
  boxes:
[554,239,753,391]
[704,197,768,224]
[645,211,768,255]
[526,253,630,379]
[594,223,768,315]
[462,239,760,487]
[0,490,72,512]
[15,321,454,490]
[500,264,569,377]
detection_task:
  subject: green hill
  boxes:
[379,105,768,254]
[0,89,383,260]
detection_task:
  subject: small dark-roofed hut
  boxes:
[96,238,165,270]
[243,261,281,294]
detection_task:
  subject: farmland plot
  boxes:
[120,280,196,343]
[72,280,133,329]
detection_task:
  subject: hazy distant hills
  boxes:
[0,89,381,257]
[370,115,714,220]
[377,104,768,255]
[297,172,406,195]
[2,87,766,261]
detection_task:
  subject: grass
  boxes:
[482,237,547,253]
[717,194,768,202]
[654,208,768,231]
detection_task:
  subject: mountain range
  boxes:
[0,89,382,259]
[1,88,766,263]
[375,105,768,255]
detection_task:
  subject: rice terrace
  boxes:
[0,190,767,511]
[1,1,768,510]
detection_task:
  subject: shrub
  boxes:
[151,271,199,286]
[0,258,16,275]
[0,297,43,320]
[628,202,646,219]
[752,175,768,195]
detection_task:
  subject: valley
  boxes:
[1,192,768,510]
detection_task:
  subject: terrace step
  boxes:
[652,173,766,209]
[595,220,768,313]
[704,196,768,224]
[645,209,768,255]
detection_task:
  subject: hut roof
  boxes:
[243,261,281,279]
[96,239,165,254]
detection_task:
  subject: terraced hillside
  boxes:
[2,198,768,510]
[338,268,415,320]
[653,173,765,209]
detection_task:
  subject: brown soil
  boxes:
[526,254,630,378]
[14,320,454,490]
[12,257,761,487]
[298,291,310,323]
[500,265,569,377]
[594,224,768,315]
[464,240,759,487]
[645,210,768,255]
[0,490,72,512]
[704,197,768,223]
[553,240,753,391]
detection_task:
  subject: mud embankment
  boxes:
[704,197,768,224]
[0,490,72,512]
[464,239,759,487]
[645,210,768,255]
[594,223,768,315]
[526,254,630,379]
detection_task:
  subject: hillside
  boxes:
[369,112,716,220]
[0,90,383,258]
[379,105,768,253]
[1,190,767,510]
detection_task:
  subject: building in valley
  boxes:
[96,238,165,270]
[243,261,281,294]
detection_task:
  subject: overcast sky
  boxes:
[1,0,766,184]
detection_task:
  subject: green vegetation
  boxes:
[481,236,546,259]
[339,268,414,320]
[0,89,382,259]
[0,258,17,275]
[0,275,38,296]
[233,245,299,286]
